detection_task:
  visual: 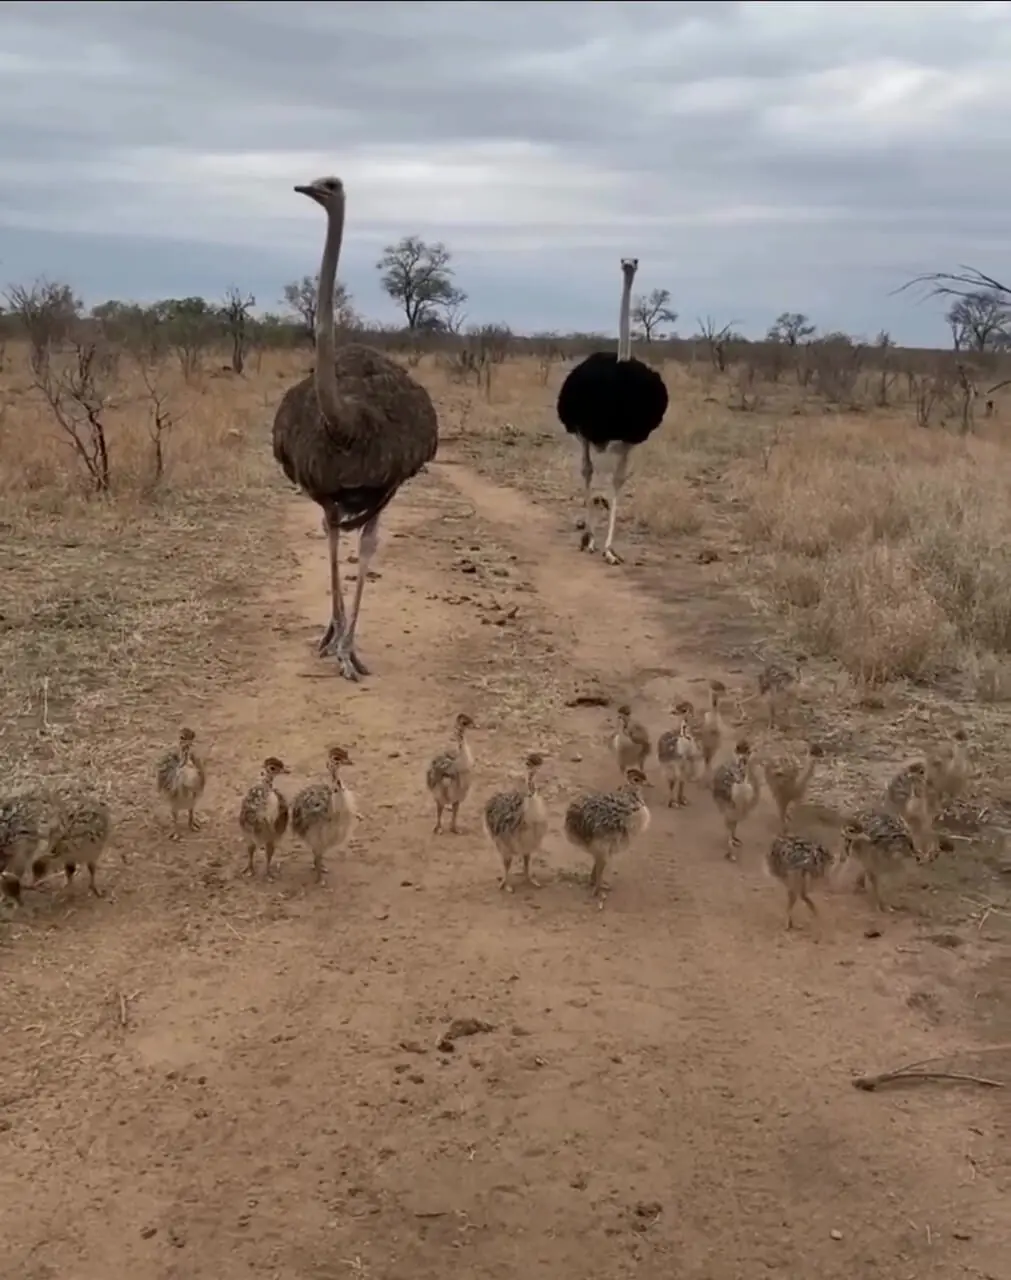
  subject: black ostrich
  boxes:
[555,258,669,565]
[272,177,439,681]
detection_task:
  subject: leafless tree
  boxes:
[696,316,737,372]
[281,273,358,341]
[219,286,255,374]
[135,356,186,488]
[34,340,121,493]
[631,288,677,341]
[4,279,81,373]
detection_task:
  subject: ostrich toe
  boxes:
[328,636,371,681]
[602,547,624,566]
[318,616,344,656]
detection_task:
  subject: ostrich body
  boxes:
[556,258,668,565]
[272,176,439,681]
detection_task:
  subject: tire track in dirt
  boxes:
[2,458,1005,1280]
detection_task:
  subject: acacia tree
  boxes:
[281,274,358,341]
[631,288,677,341]
[944,290,1010,352]
[766,311,816,346]
[377,236,466,329]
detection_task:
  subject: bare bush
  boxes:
[34,339,121,493]
[4,279,81,373]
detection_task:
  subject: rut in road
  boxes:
[2,456,1005,1280]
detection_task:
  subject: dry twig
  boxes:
[853,1046,1010,1092]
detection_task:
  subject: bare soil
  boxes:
[2,446,1008,1280]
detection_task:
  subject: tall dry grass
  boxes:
[5,337,1011,693]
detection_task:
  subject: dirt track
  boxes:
[2,453,1007,1279]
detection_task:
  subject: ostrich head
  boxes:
[620,257,640,282]
[294,175,345,209]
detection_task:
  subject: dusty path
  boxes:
[2,456,1006,1280]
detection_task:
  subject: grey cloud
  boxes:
[1,1,1009,340]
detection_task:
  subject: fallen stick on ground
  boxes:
[852,1046,1010,1092]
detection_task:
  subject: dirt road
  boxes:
[2,455,1006,1280]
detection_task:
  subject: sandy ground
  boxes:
[2,449,1008,1280]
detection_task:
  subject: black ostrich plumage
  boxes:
[556,351,669,450]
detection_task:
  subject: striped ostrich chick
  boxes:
[291,746,357,884]
[841,809,919,914]
[612,703,651,779]
[884,761,936,857]
[656,701,702,808]
[697,679,727,780]
[763,741,824,833]
[484,752,549,892]
[426,713,476,835]
[556,258,669,566]
[238,756,290,878]
[711,739,763,860]
[2,790,111,901]
[155,727,206,839]
[765,834,836,933]
[563,767,651,908]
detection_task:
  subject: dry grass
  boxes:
[3,339,1011,924]
[0,343,299,826]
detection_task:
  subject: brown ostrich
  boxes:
[272,176,439,681]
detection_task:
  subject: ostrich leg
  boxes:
[319,521,349,656]
[601,444,632,566]
[578,437,597,553]
[331,515,380,680]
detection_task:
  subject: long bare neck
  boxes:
[328,764,344,792]
[525,767,539,797]
[314,194,347,422]
[617,269,634,362]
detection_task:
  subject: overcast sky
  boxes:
[1,1,1009,344]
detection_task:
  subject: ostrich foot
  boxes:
[318,617,343,656]
[602,547,624,566]
[326,636,371,682]
[579,529,597,554]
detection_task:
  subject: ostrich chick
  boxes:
[0,790,64,903]
[426,713,476,835]
[763,741,824,832]
[711,739,763,860]
[612,704,651,779]
[291,747,357,883]
[484,752,549,892]
[884,761,936,857]
[758,656,806,729]
[156,727,206,839]
[239,756,290,878]
[927,728,971,806]
[842,809,920,913]
[563,767,651,908]
[697,679,727,780]
[656,702,702,807]
[766,835,836,933]
[38,794,112,898]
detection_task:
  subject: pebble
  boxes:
[830,1229,843,1241]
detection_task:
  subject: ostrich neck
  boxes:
[314,196,348,422]
[617,271,634,362]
